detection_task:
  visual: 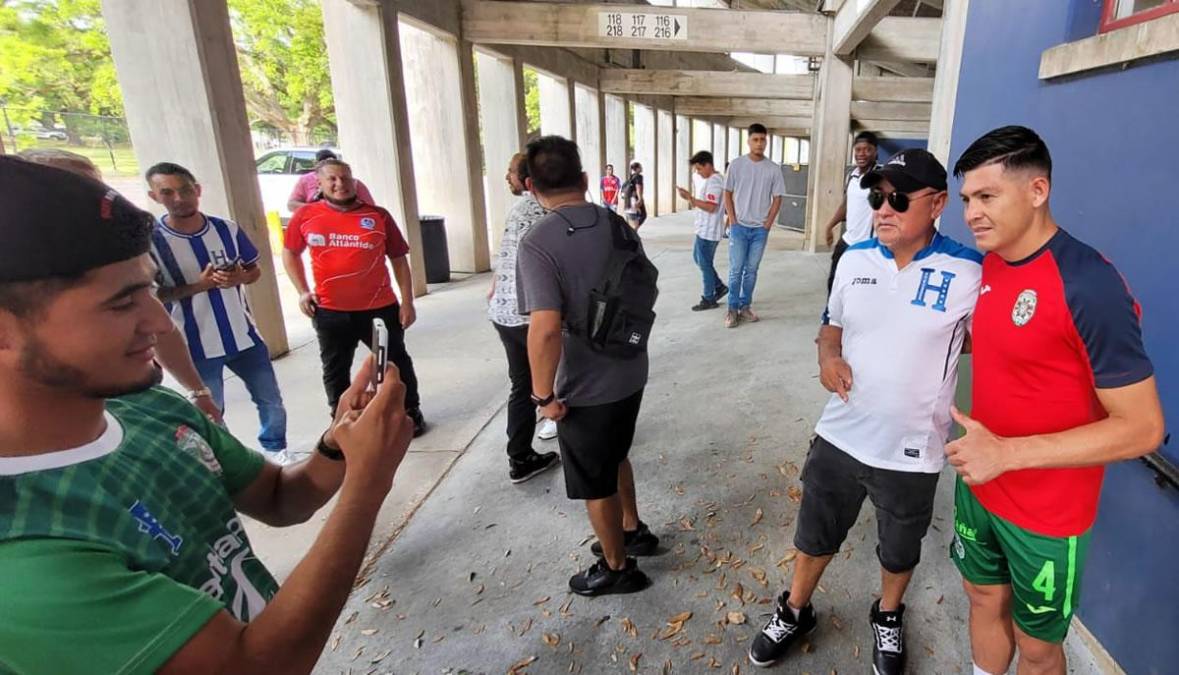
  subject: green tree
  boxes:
[0,0,122,138]
[522,67,540,137]
[227,0,334,145]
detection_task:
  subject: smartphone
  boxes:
[370,318,389,390]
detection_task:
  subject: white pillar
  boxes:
[692,118,712,154]
[605,94,628,177]
[712,123,726,168]
[321,0,426,295]
[929,0,971,167]
[675,114,691,211]
[476,49,524,253]
[805,18,853,253]
[727,127,741,166]
[574,84,602,204]
[399,20,488,274]
[657,109,674,216]
[632,103,656,215]
[538,71,572,138]
[102,0,288,354]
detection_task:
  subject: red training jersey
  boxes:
[284,201,410,312]
[970,229,1153,537]
[601,175,621,205]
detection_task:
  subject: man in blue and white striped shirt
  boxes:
[147,162,288,462]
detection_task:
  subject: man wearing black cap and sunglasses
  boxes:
[750,149,982,674]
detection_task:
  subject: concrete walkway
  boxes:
[205,210,1112,674]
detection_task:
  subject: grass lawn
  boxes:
[12,139,140,178]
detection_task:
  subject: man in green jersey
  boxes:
[0,156,414,674]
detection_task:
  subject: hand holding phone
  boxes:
[370,318,389,391]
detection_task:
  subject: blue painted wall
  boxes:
[940,2,1179,672]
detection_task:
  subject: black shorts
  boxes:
[557,389,644,500]
[794,435,940,573]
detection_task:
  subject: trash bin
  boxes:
[419,215,450,284]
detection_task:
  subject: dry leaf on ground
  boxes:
[726,611,747,625]
[508,655,538,674]
[750,509,764,527]
[543,633,561,647]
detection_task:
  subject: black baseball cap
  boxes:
[860,148,947,193]
[0,156,154,283]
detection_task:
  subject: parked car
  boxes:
[255,146,339,219]
[33,128,68,141]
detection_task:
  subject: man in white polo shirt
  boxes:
[823,131,880,295]
[677,150,728,311]
[749,149,981,675]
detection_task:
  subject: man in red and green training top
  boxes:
[948,125,1165,675]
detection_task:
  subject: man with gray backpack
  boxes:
[516,136,660,596]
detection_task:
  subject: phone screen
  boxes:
[371,318,389,390]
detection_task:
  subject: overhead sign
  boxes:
[598,11,687,42]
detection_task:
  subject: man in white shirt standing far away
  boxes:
[748,149,982,675]
[822,131,881,295]
[677,150,728,312]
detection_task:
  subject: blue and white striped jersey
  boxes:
[151,215,262,360]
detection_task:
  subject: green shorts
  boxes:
[950,477,1091,643]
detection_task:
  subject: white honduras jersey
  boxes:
[151,215,263,360]
[817,232,982,473]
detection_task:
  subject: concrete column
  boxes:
[727,127,741,166]
[712,123,726,170]
[321,0,426,295]
[805,18,853,253]
[512,58,529,147]
[605,94,628,176]
[399,20,488,274]
[596,90,609,181]
[574,84,602,204]
[692,119,712,154]
[477,49,523,253]
[929,0,971,167]
[538,72,572,138]
[102,0,288,354]
[632,103,656,215]
[657,109,674,216]
[675,113,691,211]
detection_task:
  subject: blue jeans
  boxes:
[693,236,723,300]
[194,343,287,451]
[727,224,769,310]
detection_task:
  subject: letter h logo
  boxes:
[911,268,956,313]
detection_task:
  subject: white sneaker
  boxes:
[268,450,295,466]
[537,418,558,440]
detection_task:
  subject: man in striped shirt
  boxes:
[147,163,289,463]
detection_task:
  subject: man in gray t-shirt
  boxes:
[723,123,786,327]
[516,136,657,598]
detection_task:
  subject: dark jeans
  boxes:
[312,303,421,415]
[493,322,536,461]
[693,236,723,300]
[826,237,849,296]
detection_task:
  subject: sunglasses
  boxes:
[867,188,938,213]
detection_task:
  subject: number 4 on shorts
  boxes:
[1032,560,1056,603]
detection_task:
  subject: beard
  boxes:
[19,337,163,399]
[324,193,358,207]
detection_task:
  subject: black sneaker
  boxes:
[715,284,729,302]
[509,451,560,483]
[748,592,818,668]
[692,297,720,311]
[589,521,660,557]
[870,599,906,675]
[407,407,426,437]
[568,557,650,596]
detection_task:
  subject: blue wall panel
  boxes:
[940,2,1179,672]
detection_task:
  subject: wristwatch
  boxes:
[316,433,345,461]
[188,387,212,401]
[530,392,556,407]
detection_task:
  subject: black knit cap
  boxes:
[0,156,154,283]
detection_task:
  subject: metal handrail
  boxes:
[1141,442,1178,491]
